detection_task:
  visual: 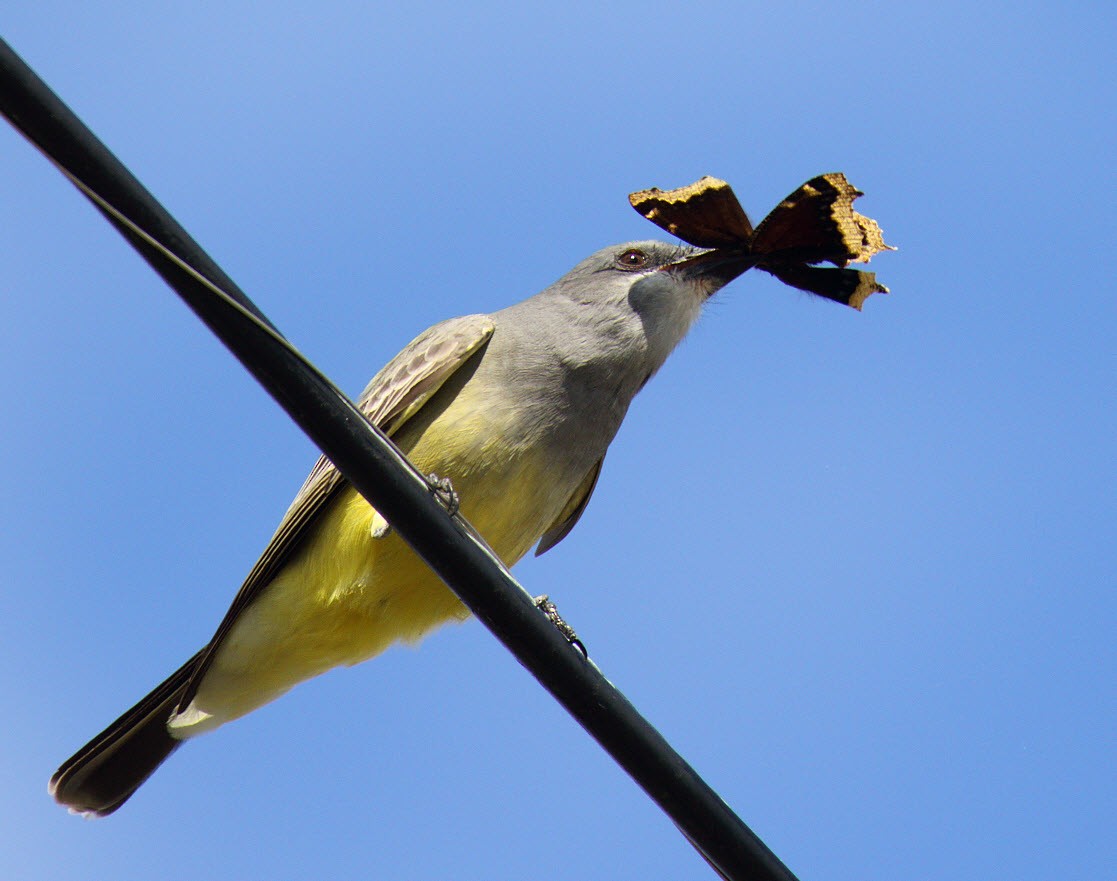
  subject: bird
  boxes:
[49,238,752,816]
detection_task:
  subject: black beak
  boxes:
[663,247,757,292]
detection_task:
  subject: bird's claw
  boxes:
[534,594,587,657]
[372,474,458,539]
[427,473,460,516]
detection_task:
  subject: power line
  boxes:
[0,37,799,881]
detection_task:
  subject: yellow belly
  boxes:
[174,404,565,736]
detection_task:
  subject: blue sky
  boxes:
[2,3,1113,879]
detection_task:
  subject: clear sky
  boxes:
[2,3,1113,879]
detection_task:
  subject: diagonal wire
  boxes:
[0,37,799,881]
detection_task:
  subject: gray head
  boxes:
[525,239,749,380]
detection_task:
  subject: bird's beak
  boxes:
[663,247,757,296]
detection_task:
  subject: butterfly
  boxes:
[629,173,894,310]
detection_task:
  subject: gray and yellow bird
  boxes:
[50,239,751,816]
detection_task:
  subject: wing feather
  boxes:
[535,457,604,556]
[179,314,496,706]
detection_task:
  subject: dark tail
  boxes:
[49,650,204,816]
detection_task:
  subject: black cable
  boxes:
[0,37,799,881]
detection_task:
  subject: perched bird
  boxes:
[50,239,752,816]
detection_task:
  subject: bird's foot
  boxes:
[427,473,460,516]
[534,594,587,657]
[371,473,459,540]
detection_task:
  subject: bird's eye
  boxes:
[616,248,649,270]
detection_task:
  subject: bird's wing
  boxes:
[180,314,496,706]
[534,456,604,556]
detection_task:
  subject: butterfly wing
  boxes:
[628,176,754,248]
[750,173,893,267]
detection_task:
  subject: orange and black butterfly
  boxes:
[629,173,894,310]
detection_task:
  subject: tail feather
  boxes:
[49,650,204,816]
